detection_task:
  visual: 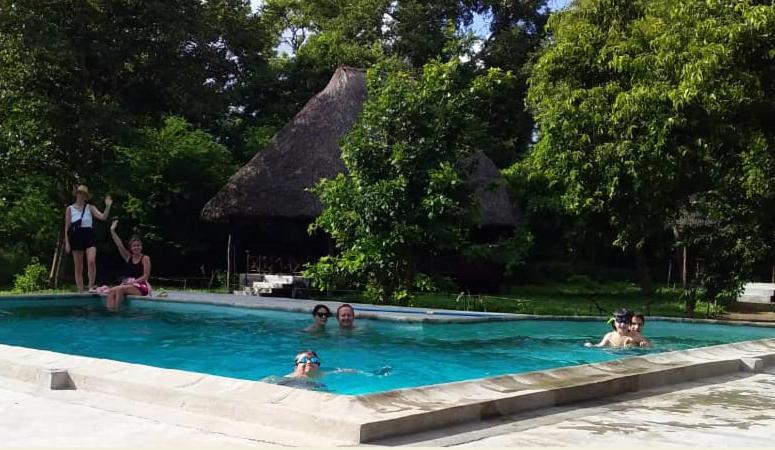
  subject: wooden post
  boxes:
[226,233,232,293]
[49,231,63,288]
[682,246,688,287]
[667,258,672,287]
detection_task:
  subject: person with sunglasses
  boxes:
[585,308,635,348]
[305,304,332,332]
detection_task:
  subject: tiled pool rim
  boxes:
[1,293,775,444]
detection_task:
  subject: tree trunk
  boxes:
[635,239,654,296]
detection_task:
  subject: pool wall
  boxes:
[1,336,774,443]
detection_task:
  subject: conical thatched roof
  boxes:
[202,67,518,227]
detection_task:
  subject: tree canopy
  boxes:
[525,0,775,299]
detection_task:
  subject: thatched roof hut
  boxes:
[201,66,518,227]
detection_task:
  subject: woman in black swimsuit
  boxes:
[106,220,151,310]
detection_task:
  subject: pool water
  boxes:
[1,297,773,395]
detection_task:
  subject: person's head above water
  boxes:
[337,304,355,329]
[292,350,321,377]
[631,312,645,332]
[311,304,331,327]
[612,308,632,333]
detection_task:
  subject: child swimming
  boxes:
[585,308,636,348]
[628,312,652,348]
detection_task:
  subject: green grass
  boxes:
[409,281,721,318]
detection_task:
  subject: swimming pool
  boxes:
[1,296,774,395]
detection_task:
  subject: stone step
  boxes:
[738,294,774,304]
[743,289,775,297]
[745,282,775,289]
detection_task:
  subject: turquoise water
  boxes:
[1,297,774,395]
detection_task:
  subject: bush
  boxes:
[13,258,48,293]
[0,249,28,288]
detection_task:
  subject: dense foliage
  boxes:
[525,0,775,302]
[307,60,519,304]
[2,0,773,316]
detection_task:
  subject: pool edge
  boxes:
[1,337,774,443]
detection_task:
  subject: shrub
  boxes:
[13,258,48,293]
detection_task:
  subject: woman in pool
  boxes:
[305,304,332,332]
[63,185,112,293]
[585,308,635,348]
[105,220,151,310]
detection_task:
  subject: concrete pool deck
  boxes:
[2,292,775,445]
[3,367,775,447]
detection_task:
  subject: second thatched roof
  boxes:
[201,67,518,227]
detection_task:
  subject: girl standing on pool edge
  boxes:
[64,185,112,293]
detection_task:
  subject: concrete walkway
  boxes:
[3,368,775,447]
[0,377,332,448]
[376,367,775,447]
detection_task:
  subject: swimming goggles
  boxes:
[295,355,321,366]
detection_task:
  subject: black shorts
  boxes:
[69,227,96,251]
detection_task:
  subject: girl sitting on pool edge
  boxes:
[104,220,152,310]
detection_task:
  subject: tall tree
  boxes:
[0,0,270,180]
[306,59,515,304]
[526,0,775,299]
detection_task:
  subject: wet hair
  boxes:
[337,303,355,319]
[632,312,646,325]
[613,308,633,324]
[128,236,143,247]
[312,304,331,317]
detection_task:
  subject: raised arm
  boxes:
[110,220,130,260]
[64,206,71,253]
[90,195,112,221]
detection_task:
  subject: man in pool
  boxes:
[336,303,356,329]
[585,308,635,348]
[629,312,652,347]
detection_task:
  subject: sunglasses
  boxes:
[295,356,321,366]
[614,317,631,324]
[316,312,330,318]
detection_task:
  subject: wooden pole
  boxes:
[226,233,232,293]
[682,246,688,287]
[49,230,63,288]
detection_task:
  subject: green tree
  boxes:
[109,117,234,272]
[0,0,270,179]
[307,59,514,304]
[526,0,775,299]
